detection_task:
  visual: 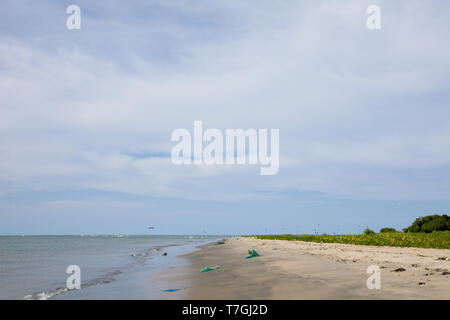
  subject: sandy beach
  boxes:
[158,237,450,299]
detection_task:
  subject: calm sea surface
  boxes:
[0,235,224,299]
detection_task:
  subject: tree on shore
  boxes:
[403,214,449,233]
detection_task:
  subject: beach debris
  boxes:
[245,249,260,259]
[418,282,426,286]
[162,252,168,256]
[442,271,450,275]
[436,257,448,261]
[164,288,183,292]
[393,268,406,272]
[411,264,420,267]
[200,265,220,273]
[214,241,225,245]
[272,248,278,250]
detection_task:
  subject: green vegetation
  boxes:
[247,214,450,249]
[403,214,449,233]
[379,228,397,233]
[363,228,376,235]
[249,231,450,249]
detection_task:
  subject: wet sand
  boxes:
[157,237,450,299]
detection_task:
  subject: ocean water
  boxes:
[0,235,223,300]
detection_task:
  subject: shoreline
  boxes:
[12,236,221,300]
[158,237,450,299]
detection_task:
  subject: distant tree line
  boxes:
[364,214,449,234]
[402,214,449,233]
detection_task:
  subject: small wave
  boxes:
[129,246,163,264]
[23,270,122,300]
[184,235,212,240]
[24,287,68,300]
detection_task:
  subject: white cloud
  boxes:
[1,0,450,202]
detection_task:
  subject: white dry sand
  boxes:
[158,237,450,299]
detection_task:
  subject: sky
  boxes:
[0,0,450,235]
